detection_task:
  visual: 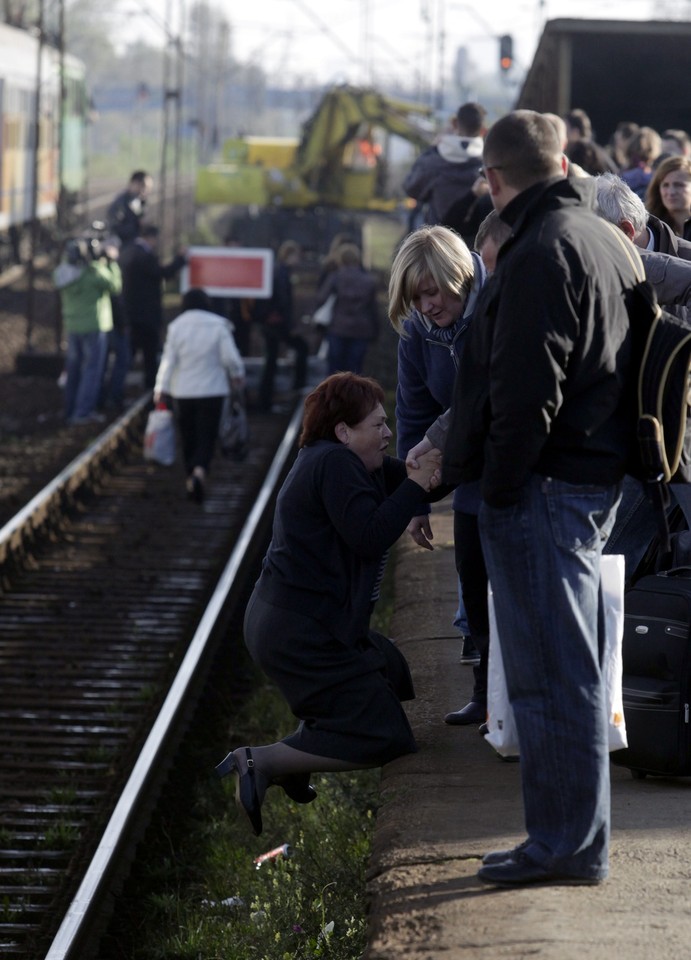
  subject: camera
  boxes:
[65,221,116,264]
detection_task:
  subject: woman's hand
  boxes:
[407,514,434,551]
[406,447,442,491]
[406,436,433,470]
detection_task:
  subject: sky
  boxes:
[129,0,664,89]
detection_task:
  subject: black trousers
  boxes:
[130,323,160,389]
[174,395,224,475]
[454,510,489,703]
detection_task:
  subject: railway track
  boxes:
[0,395,303,960]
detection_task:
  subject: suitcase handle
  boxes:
[659,566,691,579]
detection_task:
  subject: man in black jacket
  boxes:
[441,111,640,887]
[120,225,186,389]
[107,170,152,246]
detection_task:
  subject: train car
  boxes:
[516,19,691,145]
[0,21,87,260]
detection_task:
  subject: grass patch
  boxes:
[120,686,380,960]
[142,770,377,959]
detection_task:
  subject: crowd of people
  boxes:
[53,104,691,887]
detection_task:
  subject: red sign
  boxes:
[181,246,274,298]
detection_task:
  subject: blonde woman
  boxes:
[389,223,491,726]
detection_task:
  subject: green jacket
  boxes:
[54,260,122,334]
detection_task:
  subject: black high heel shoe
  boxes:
[271,773,317,805]
[214,747,263,836]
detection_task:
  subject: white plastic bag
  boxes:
[484,582,520,757]
[484,554,627,757]
[143,405,176,466]
[601,553,628,751]
[312,293,336,327]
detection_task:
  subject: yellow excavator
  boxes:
[195,84,435,213]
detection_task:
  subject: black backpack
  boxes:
[633,285,691,485]
[614,230,691,554]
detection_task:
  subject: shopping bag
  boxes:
[312,293,336,327]
[484,554,627,757]
[143,404,176,466]
[484,583,520,757]
[601,553,628,751]
[219,393,250,461]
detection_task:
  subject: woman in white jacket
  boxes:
[154,288,245,501]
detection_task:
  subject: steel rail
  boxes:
[0,394,151,572]
[44,400,304,960]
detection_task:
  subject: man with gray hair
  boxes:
[595,173,691,311]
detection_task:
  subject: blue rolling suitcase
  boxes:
[612,567,691,778]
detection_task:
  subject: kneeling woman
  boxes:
[216,372,442,834]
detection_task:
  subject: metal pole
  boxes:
[25,0,45,352]
[57,0,65,236]
[158,0,173,251]
[172,0,185,244]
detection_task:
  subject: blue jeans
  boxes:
[64,331,108,420]
[453,581,470,636]
[479,474,621,880]
[604,476,691,580]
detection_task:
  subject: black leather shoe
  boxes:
[482,839,529,865]
[478,852,603,886]
[272,773,317,804]
[444,701,486,725]
[478,722,489,736]
[214,747,263,836]
[214,751,236,779]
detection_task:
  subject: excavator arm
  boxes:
[195,84,434,212]
[291,85,434,209]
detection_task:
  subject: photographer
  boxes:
[54,237,122,425]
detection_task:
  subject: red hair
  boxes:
[300,372,385,447]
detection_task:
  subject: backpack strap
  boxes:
[604,221,647,284]
[605,223,676,558]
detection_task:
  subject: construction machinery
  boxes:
[195,84,435,214]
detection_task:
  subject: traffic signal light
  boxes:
[499,34,513,73]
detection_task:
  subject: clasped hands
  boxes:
[405,437,441,490]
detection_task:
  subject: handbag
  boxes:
[312,292,336,328]
[485,554,628,757]
[219,392,250,461]
[143,403,176,466]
